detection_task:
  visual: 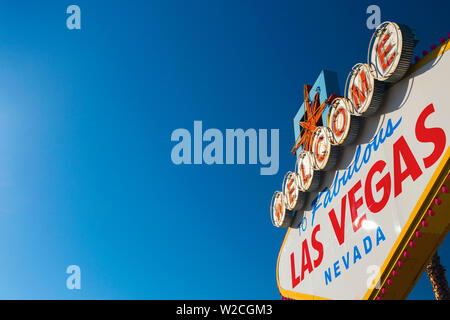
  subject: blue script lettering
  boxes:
[311,117,402,227]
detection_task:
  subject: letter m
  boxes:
[226,129,257,164]
[352,70,369,110]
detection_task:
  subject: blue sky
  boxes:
[0,0,448,299]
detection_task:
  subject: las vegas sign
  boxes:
[271,22,450,300]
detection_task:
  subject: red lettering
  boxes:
[351,70,370,110]
[315,136,326,162]
[377,33,396,71]
[290,252,300,288]
[328,195,347,245]
[415,103,446,169]
[333,108,347,136]
[393,136,423,197]
[300,163,309,184]
[311,225,324,268]
[348,180,366,232]
[275,201,282,221]
[287,179,295,203]
[301,239,313,281]
[365,160,391,213]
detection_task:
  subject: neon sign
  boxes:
[271,22,415,228]
[274,21,450,300]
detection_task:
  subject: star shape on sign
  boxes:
[291,84,336,155]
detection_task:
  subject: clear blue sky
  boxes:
[0,0,447,299]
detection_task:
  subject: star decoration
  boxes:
[291,85,336,155]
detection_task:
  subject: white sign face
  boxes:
[283,171,305,211]
[277,47,450,300]
[370,22,402,81]
[328,98,353,146]
[271,191,289,228]
[296,151,317,191]
[347,63,377,115]
[369,22,414,83]
[312,127,332,170]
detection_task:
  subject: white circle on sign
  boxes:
[270,191,288,228]
[346,63,376,116]
[312,126,332,170]
[295,151,315,191]
[282,171,301,211]
[328,97,352,145]
[369,22,403,82]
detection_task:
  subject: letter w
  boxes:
[328,195,347,245]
